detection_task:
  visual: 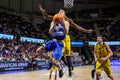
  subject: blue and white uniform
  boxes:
[44,22,66,61]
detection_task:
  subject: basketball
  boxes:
[53,13,63,24]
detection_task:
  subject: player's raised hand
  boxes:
[38,4,47,19]
[38,4,45,12]
[87,29,93,33]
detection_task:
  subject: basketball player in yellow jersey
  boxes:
[94,36,114,80]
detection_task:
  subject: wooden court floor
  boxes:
[0,65,120,80]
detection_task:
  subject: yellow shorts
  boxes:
[50,65,58,71]
[96,59,112,77]
[62,34,71,56]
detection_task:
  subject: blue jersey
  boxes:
[53,23,66,40]
[43,23,66,61]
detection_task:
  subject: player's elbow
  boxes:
[111,52,113,56]
[66,30,69,34]
[64,30,68,35]
[109,51,113,58]
[49,30,52,35]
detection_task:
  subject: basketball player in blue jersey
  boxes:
[38,4,93,80]
[36,13,69,79]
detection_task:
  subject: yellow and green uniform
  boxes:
[95,43,112,77]
[62,16,71,56]
[62,34,71,56]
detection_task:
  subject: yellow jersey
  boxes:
[95,43,109,58]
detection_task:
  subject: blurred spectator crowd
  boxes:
[0,38,119,66]
[0,12,47,39]
[0,39,46,62]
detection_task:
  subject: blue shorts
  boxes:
[44,40,64,61]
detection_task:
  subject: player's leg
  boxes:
[65,56,73,80]
[91,63,96,80]
[36,45,51,59]
[91,69,95,80]
[66,36,72,76]
[61,56,68,73]
[103,60,114,80]
[49,70,53,80]
[61,40,69,73]
[95,61,102,80]
[54,70,57,80]
[36,40,57,59]
[66,56,72,77]
[52,41,64,78]
[63,35,73,80]
[36,45,43,53]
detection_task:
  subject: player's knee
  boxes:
[36,46,42,52]
[96,72,101,80]
[96,72,101,76]
[108,76,114,80]
[36,46,45,54]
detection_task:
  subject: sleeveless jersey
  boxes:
[95,43,109,58]
[53,23,66,40]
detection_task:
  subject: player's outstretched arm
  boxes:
[49,22,54,35]
[69,18,93,33]
[38,4,92,33]
[38,4,53,20]
[62,19,69,35]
